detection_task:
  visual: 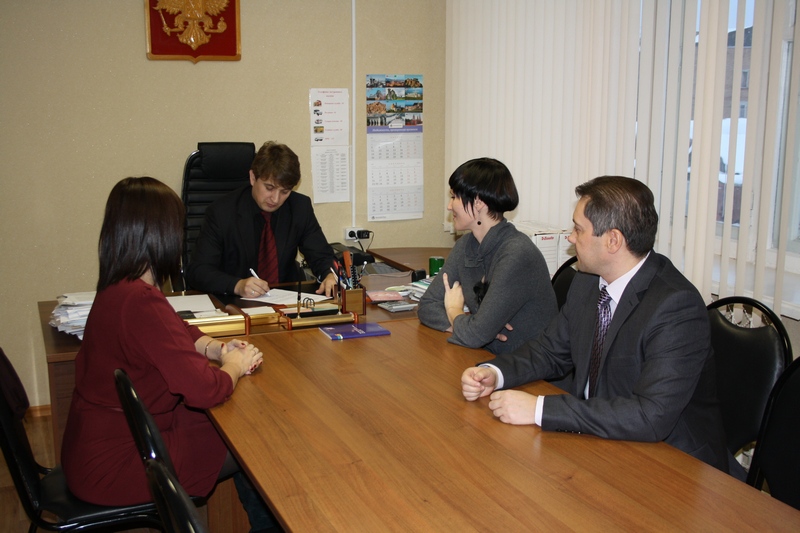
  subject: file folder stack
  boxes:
[511,221,573,277]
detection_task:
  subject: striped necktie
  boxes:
[588,287,612,397]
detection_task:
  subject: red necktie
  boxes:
[257,213,279,285]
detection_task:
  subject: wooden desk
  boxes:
[369,246,452,274]
[39,301,82,460]
[207,320,800,530]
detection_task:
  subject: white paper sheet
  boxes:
[241,306,276,315]
[242,288,331,306]
[166,294,218,313]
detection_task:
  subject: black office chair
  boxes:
[544,255,579,391]
[145,459,209,533]
[746,356,800,510]
[0,348,163,532]
[551,255,578,310]
[707,297,793,457]
[114,369,206,523]
[178,142,256,290]
[114,368,178,475]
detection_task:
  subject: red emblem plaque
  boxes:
[145,0,241,62]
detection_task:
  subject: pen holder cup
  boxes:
[341,288,366,316]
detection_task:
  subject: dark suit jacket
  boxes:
[492,252,730,472]
[185,185,335,295]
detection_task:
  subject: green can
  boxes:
[429,256,445,276]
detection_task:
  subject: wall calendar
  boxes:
[366,74,424,221]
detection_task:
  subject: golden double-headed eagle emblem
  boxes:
[153,0,229,50]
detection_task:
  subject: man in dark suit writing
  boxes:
[461,176,733,473]
[186,141,338,297]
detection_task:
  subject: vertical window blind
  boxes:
[445,0,641,229]
[446,0,800,318]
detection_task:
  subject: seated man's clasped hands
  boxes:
[462,367,538,425]
[462,175,737,476]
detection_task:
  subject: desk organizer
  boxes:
[341,288,366,316]
[185,313,247,337]
[279,303,341,319]
[280,311,357,330]
[243,309,287,330]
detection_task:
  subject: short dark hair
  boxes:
[448,158,519,219]
[97,177,184,291]
[251,141,301,189]
[574,176,658,257]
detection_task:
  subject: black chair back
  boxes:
[114,368,177,475]
[146,459,209,533]
[180,142,255,289]
[551,255,577,310]
[707,297,792,455]
[0,347,45,517]
[746,356,800,510]
[0,349,161,531]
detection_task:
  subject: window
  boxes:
[693,0,800,316]
[446,0,800,317]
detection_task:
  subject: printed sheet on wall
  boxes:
[310,88,350,204]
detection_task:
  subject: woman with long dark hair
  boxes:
[61,177,264,512]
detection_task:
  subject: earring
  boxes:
[477,220,482,225]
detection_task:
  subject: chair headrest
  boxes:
[0,347,29,420]
[197,142,255,181]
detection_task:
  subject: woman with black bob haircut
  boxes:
[418,158,557,354]
[61,177,274,529]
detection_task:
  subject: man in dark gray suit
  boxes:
[461,176,732,473]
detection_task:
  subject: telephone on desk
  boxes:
[331,244,428,282]
[331,242,374,266]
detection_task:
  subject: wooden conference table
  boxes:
[208,319,800,531]
[43,246,798,528]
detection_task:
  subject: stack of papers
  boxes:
[49,293,230,340]
[408,278,433,301]
[50,292,96,340]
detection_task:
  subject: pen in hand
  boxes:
[249,268,270,297]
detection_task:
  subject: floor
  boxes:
[0,414,169,532]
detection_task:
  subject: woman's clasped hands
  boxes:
[221,339,264,376]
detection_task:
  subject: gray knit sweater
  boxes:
[417,219,557,354]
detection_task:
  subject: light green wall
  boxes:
[0,1,451,406]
